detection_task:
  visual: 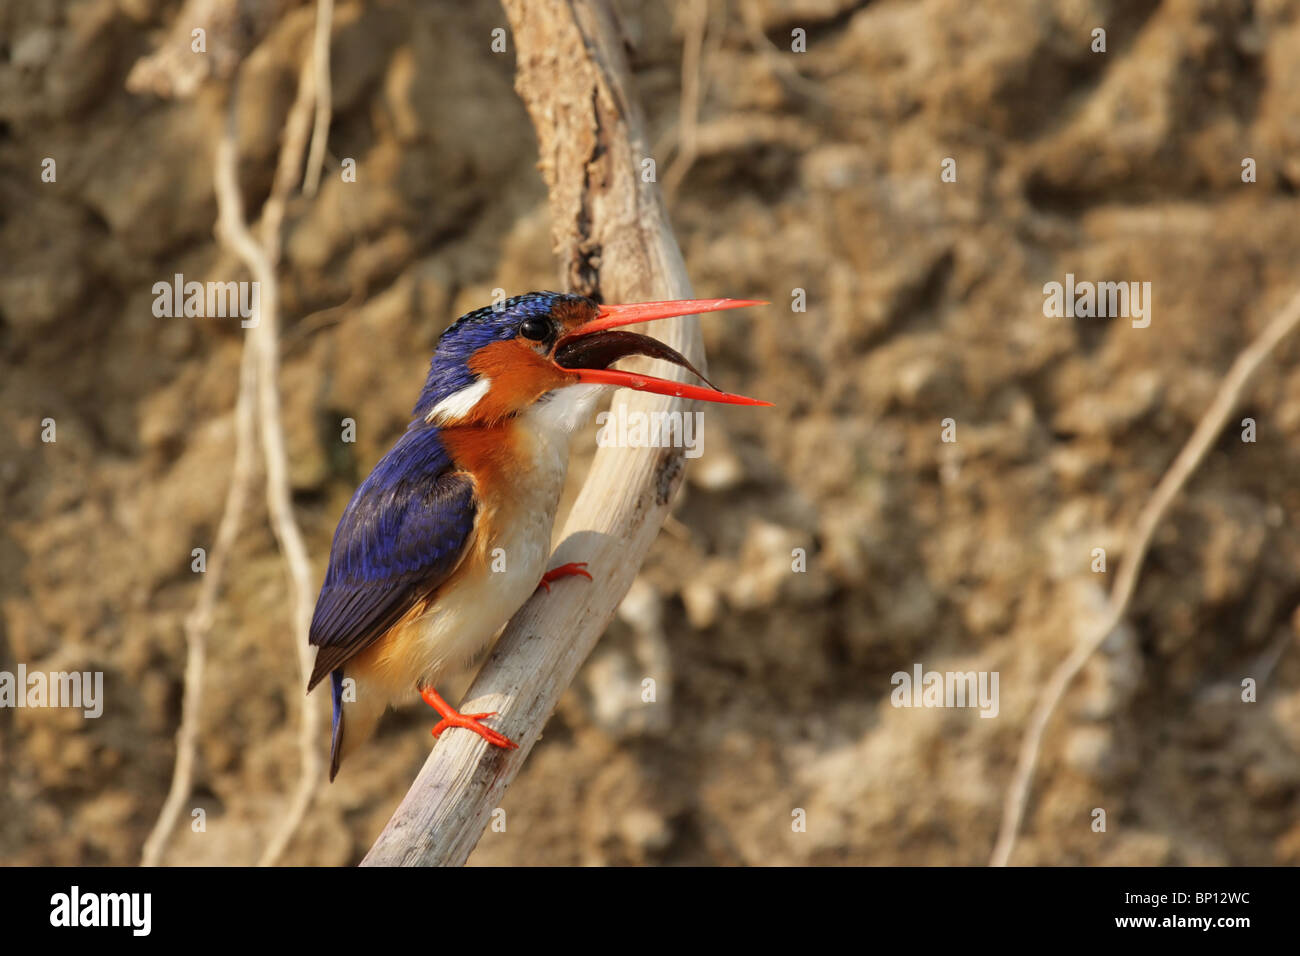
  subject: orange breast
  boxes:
[349,416,539,693]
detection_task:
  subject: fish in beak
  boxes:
[552,298,772,406]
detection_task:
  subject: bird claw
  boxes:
[431,712,519,750]
[537,561,593,593]
[421,686,519,749]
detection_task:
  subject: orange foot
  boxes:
[420,686,518,750]
[536,561,593,593]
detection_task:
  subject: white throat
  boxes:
[524,383,605,437]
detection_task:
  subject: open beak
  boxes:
[553,298,772,406]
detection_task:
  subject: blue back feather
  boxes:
[307,424,477,688]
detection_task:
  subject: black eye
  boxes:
[519,316,550,341]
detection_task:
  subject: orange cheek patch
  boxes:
[466,340,575,420]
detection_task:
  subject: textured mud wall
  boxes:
[2,0,1299,865]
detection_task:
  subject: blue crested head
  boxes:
[411,291,592,422]
[406,291,770,429]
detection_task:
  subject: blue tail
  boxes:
[329,669,345,782]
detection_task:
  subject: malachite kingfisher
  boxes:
[307,291,770,780]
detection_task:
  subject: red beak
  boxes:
[553,297,772,407]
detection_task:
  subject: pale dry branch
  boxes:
[139,19,317,870]
[125,0,284,99]
[991,285,1300,867]
[691,114,819,156]
[212,60,327,867]
[737,2,829,104]
[139,3,327,868]
[662,0,709,201]
[362,0,711,866]
[140,333,259,867]
[196,51,322,868]
[302,0,335,197]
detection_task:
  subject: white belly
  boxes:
[407,408,577,684]
[411,496,556,679]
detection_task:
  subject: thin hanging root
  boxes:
[991,285,1300,867]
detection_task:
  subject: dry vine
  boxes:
[991,285,1300,866]
[139,4,332,866]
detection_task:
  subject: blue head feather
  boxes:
[411,291,590,423]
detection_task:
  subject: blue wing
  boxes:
[307,425,477,691]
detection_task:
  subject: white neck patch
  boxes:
[425,377,492,425]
